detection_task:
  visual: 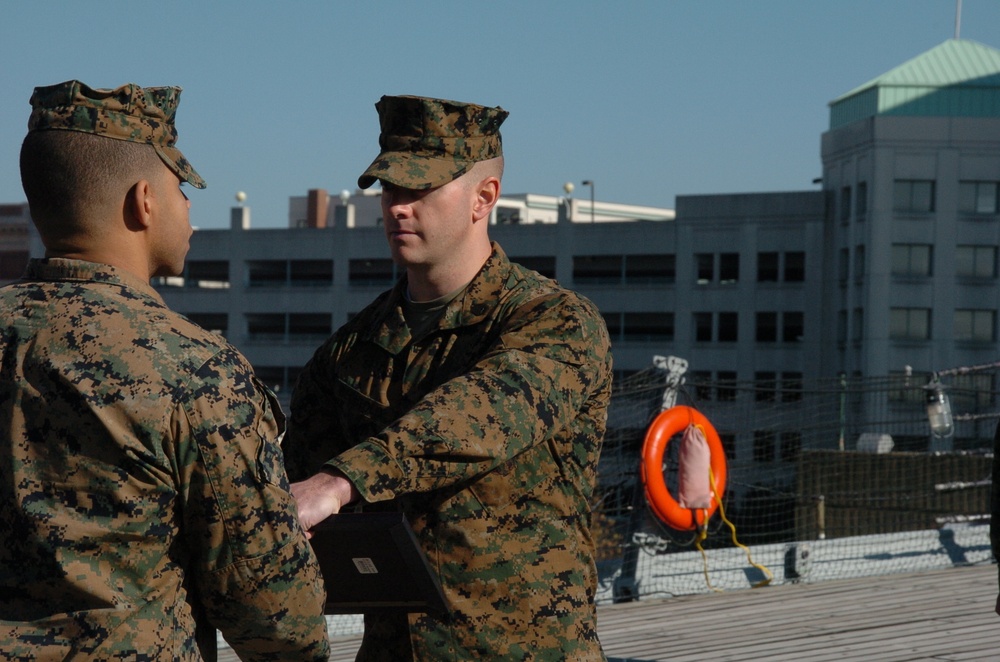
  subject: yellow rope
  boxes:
[693,465,773,591]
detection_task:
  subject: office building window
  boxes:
[838,248,849,283]
[349,258,398,286]
[512,256,556,279]
[780,432,802,462]
[602,312,622,341]
[854,245,865,281]
[289,260,333,286]
[888,369,929,404]
[719,253,739,284]
[624,254,675,284]
[893,179,935,213]
[247,259,333,287]
[246,313,285,340]
[690,370,713,401]
[717,371,738,402]
[694,312,713,342]
[756,312,778,342]
[573,255,622,284]
[247,260,287,287]
[891,243,932,277]
[952,372,994,409]
[186,313,228,337]
[781,372,803,403]
[756,251,805,282]
[959,181,999,214]
[288,313,332,340]
[853,307,864,342]
[755,371,777,402]
[837,310,848,344]
[695,253,714,284]
[955,309,995,342]
[185,260,230,288]
[604,312,675,342]
[0,250,28,281]
[956,245,997,278]
[717,312,738,342]
[856,182,868,220]
[246,313,331,342]
[784,252,805,282]
[622,312,674,342]
[758,252,779,282]
[753,430,776,463]
[720,432,736,461]
[495,207,524,224]
[783,311,804,342]
[890,307,930,340]
[840,186,851,222]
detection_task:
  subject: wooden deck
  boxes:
[220,563,1000,661]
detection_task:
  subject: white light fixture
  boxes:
[924,379,953,438]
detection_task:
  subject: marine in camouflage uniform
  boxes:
[284,96,613,660]
[0,80,330,661]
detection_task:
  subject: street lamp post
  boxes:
[582,180,595,222]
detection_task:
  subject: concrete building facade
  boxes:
[150,41,1000,439]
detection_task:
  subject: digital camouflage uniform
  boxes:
[285,243,613,660]
[0,259,330,661]
[1,80,329,661]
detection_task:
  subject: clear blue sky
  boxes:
[2,1,998,229]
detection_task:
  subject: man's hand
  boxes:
[290,469,360,536]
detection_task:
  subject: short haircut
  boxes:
[465,156,504,189]
[20,130,164,240]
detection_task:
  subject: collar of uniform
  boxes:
[370,242,513,353]
[23,257,167,304]
[442,242,512,327]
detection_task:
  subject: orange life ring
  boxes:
[640,405,727,531]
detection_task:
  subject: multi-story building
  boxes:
[819,38,1000,389]
[5,38,989,456]
[0,202,30,286]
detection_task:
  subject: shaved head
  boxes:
[20,130,163,244]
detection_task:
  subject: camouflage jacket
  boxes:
[285,244,613,661]
[0,259,330,661]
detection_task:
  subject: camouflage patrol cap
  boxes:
[27,80,205,188]
[358,95,508,190]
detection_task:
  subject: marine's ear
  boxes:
[471,175,500,223]
[125,178,155,230]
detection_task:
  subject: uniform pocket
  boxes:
[253,379,289,491]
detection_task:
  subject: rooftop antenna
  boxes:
[954,0,962,39]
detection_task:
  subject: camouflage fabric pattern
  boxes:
[28,79,206,188]
[357,95,508,190]
[0,259,329,661]
[285,244,612,661]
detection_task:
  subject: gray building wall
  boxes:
[159,191,827,402]
[821,115,1000,380]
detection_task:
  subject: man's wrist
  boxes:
[320,467,360,507]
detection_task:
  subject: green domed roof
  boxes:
[829,39,1000,129]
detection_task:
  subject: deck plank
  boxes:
[217,563,1000,661]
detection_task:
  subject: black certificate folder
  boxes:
[309,512,447,615]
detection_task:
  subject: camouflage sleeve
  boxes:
[175,346,330,661]
[329,292,613,503]
[283,336,348,482]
